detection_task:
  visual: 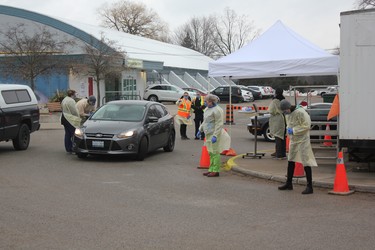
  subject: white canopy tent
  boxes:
[209,20,339,79]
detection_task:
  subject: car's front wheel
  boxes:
[148,95,158,102]
[263,123,275,142]
[136,136,148,161]
[163,130,175,152]
[13,123,30,150]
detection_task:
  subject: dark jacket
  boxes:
[191,96,206,117]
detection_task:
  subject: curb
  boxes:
[227,154,375,194]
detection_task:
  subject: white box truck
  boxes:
[340,9,375,163]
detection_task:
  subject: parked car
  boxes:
[143,84,196,102]
[247,103,335,142]
[241,89,254,102]
[210,85,244,103]
[0,84,40,150]
[182,87,207,96]
[318,85,339,96]
[248,86,267,99]
[73,100,175,161]
[262,86,275,98]
[242,87,262,100]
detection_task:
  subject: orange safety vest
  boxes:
[177,99,192,118]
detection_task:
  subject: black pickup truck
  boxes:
[0,84,40,150]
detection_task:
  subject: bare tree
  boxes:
[173,16,218,58]
[0,23,74,90]
[356,0,375,9]
[213,7,260,57]
[98,0,170,42]
[172,8,259,59]
[77,33,126,107]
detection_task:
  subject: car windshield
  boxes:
[91,103,146,122]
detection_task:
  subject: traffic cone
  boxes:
[286,135,290,153]
[225,148,237,156]
[220,150,229,155]
[323,124,333,147]
[293,162,305,178]
[197,138,210,169]
[329,151,355,195]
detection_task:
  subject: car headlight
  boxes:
[117,130,137,139]
[74,128,84,139]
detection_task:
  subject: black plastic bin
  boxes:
[322,93,336,103]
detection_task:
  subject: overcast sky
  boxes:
[0,0,356,51]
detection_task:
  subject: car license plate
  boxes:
[92,140,104,148]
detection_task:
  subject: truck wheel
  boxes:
[263,124,275,142]
[13,124,30,150]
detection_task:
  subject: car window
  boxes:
[1,89,31,104]
[151,85,162,90]
[213,87,224,94]
[171,85,184,92]
[147,105,161,118]
[154,104,167,117]
[91,103,146,121]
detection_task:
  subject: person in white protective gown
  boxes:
[61,89,81,153]
[278,99,317,194]
[197,94,230,177]
[268,88,286,159]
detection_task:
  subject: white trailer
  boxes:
[340,9,375,163]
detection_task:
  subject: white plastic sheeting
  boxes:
[209,20,339,79]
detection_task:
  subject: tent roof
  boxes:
[209,20,339,79]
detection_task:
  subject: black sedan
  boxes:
[247,103,335,142]
[73,100,175,160]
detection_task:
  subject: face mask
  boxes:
[283,110,291,115]
[183,96,188,99]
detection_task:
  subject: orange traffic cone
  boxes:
[329,151,355,195]
[220,150,229,155]
[285,135,290,153]
[323,124,333,147]
[197,139,210,169]
[225,148,237,156]
[293,162,305,178]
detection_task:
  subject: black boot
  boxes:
[302,166,313,194]
[278,161,295,190]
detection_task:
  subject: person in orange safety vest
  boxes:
[175,92,193,140]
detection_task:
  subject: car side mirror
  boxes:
[147,116,159,123]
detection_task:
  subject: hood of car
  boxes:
[83,120,142,135]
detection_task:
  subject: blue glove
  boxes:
[187,115,191,119]
[196,131,201,139]
[211,136,217,143]
[287,127,293,135]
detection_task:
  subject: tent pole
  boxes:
[229,77,232,140]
